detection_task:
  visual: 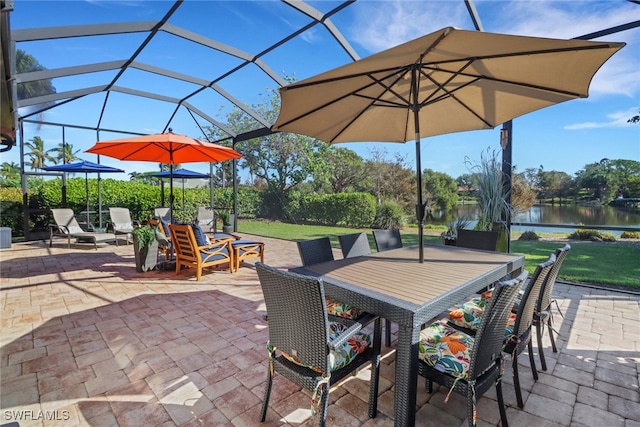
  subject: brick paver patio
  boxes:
[1,235,638,426]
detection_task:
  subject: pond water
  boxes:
[430,203,640,234]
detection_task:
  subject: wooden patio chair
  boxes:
[168,223,233,281]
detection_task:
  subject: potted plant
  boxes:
[132,224,159,272]
[441,216,471,246]
[219,211,233,233]
[465,149,511,252]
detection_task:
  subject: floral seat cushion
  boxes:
[418,320,474,380]
[281,321,371,372]
[448,297,487,330]
[325,297,362,320]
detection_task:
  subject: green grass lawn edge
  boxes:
[237,220,640,290]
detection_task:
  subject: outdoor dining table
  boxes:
[291,243,524,426]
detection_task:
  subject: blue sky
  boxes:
[4,0,640,181]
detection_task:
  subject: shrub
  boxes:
[518,230,540,241]
[568,229,602,240]
[292,192,376,227]
[602,233,617,242]
[620,231,640,239]
[373,201,405,229]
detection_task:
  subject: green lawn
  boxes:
[238,220,640,290]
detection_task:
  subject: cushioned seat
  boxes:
[231,239,264,271]
[282,321,371,373]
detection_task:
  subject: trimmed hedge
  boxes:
[295,192,376,228]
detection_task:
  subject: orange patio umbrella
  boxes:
[86,130,242,222]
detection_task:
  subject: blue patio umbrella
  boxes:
[151,168,209,211]
[44,160,124,228]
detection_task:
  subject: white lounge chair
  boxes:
[50,208,118,249]
[197,207,216,233]
[109,207,137,244]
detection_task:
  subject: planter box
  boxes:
[442,237,457,246]
[133,233,159,272]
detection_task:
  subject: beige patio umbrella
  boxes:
[272,26,624,262]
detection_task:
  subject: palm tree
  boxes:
[25,136,56,170]
[16,49,57,127]
[129,171,157,184]
[0,161,20,179]
[52,142,81,164]
[16,49,56,100]
[0,161,21,187]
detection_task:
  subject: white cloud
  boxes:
[349,1,469,53]
[564,107,640,130]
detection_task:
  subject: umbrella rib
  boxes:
[420,43,621,67]
[414,60,495,128]
[328,71,411,143]
[281,64,412,91]
[424,76,494,128]
[420,64,585,98]
[276,67,410,131]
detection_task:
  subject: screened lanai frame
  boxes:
[1,0,639,240]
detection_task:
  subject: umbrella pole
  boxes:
[85,173,90,229]
[412,66,425,263]
[169,164,174,223]
[415,137,424,263]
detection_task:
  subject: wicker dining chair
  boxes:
[418,271,527,427]
[372,229,403,252]
[446,254,556,408]
[297,237,334,266]
[256,263,381,426]
[456,229,500,251]
[338,232,371,258]
[534,244,571,371]
[298,237,369,322]
[503,254,556,408]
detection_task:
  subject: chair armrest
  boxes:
[328,313,379,350]
[50,224,69,234]
[199,240,232,254]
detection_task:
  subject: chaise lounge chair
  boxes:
[50,208,118,249]
[109,207,138,244]
[197,206,216,233]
